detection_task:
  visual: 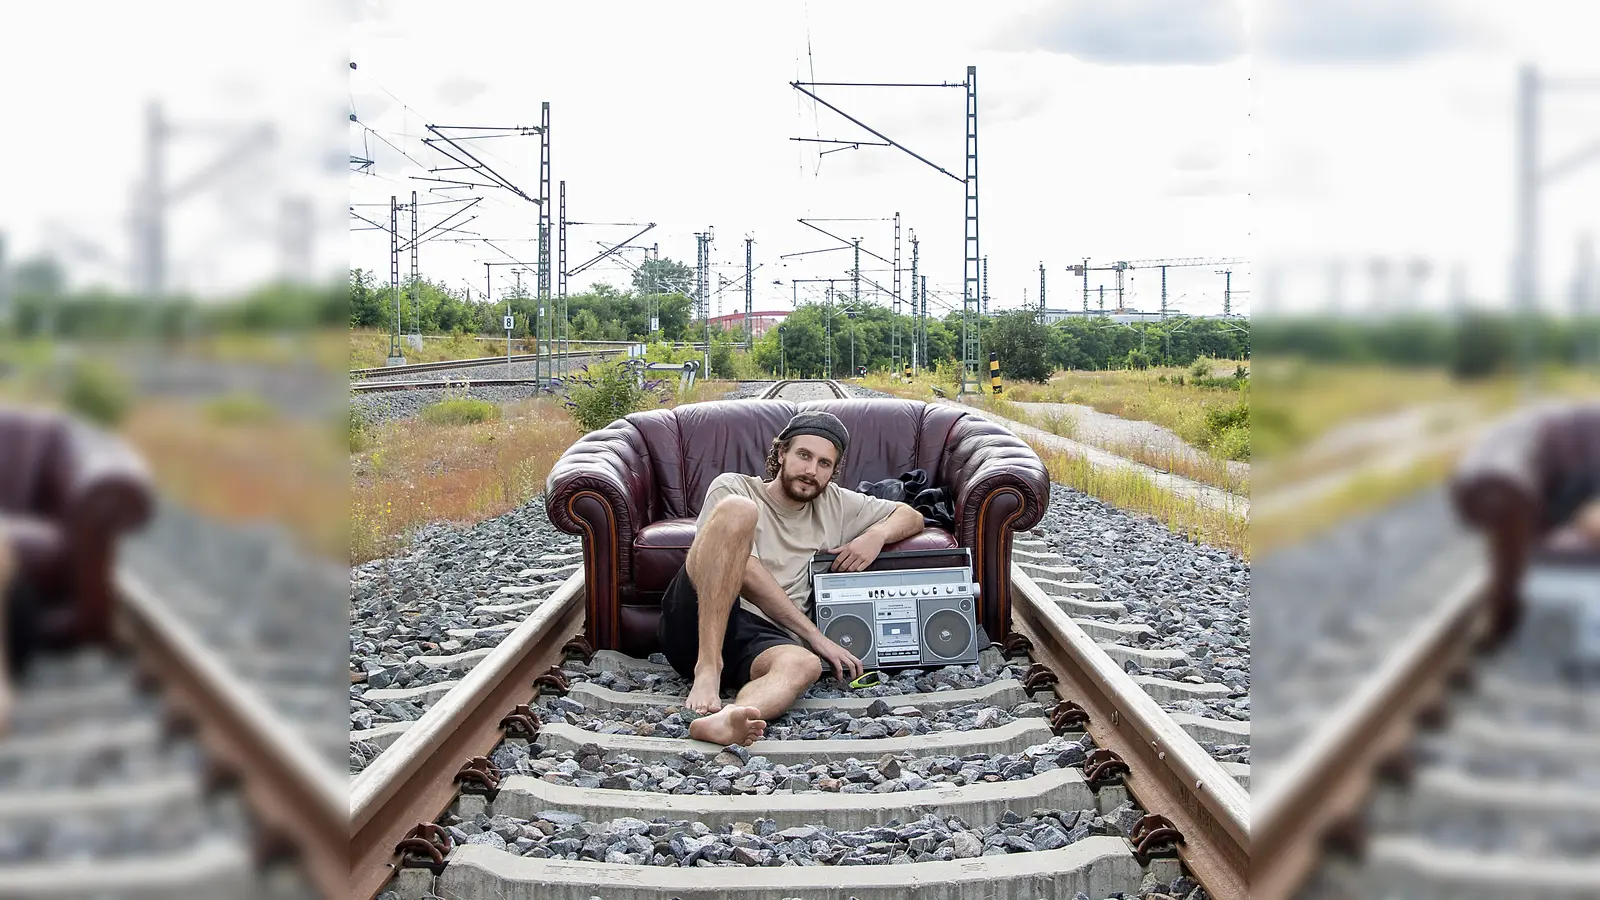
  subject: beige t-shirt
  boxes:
[695,472,902,635]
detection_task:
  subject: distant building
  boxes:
[1039,308,1245,325]
[709,309,789,338]
[1040,308,1167,325]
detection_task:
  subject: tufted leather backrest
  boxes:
[623,398,965,521]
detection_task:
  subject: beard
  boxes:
[778,466,824,503]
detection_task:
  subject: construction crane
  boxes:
[1068,256,1244,316]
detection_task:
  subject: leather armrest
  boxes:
[1447,406,1551,643]
[943,414,1051,543]
[1449,409,1544,531]
[545,421,656,650]
[941,413,1051,641]
[47,420,155,531]
[38,420,155,644]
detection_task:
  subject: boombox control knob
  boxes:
[970,582,981,598]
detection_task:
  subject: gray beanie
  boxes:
[778,410,849,457]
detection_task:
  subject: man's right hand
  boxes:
[810,635,863,684]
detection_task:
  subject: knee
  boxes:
[707,496,758,534]
[776,646,820,686]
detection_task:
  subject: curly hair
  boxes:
[765,436,844,481]
[763,437,790,480]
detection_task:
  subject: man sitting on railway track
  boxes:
[658,410,927,747]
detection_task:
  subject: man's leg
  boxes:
[733,643,820,722]
[686,639,816,747]
[682,496,758,713]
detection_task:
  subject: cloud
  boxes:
[990,0,1246,65]
[1172,141,1227,172]
[1165,173,1245,197]
[435,76,488,108]
[1254,0,1491,63]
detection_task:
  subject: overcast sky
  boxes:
[0,0,346,298]
[350,0,1256,318]
[0,1,1591,317]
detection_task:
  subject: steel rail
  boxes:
[1010,566,1251,899]
[348,571,587,900]
[115,568,348,900]
[1249,568,1487,900]
[350,350,622,380]
[350,377,549,394]
[759,380,848,400]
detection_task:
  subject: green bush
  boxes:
[1124,349,1151,370]
[644,342,701,365]
[420,397,501,427]
[1203,400,1250,460]
[563,361,665,433]
[348,406,374,453]
[1211,424,1250,461]
[709,341,735,379]
[1189,359,1211,379]
[66,362,131,428]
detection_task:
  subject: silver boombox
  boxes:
[809,548,982,669]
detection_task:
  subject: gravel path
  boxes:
[1012,400,1250,481]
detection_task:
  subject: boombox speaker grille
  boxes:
[923,609,973,660]
[822,614,873,659]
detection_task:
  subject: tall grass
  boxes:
[349,397,580,563]
[1254,447,1460,556]
[1027,439,1249,558]
[1001,362,1250,462]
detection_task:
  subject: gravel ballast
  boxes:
[436,802,1138,867]
[492,731,1096,795]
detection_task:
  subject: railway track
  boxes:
[1256,564,1600,900]
[351,378,547,394]
[350,350,624,382]
[760,379,848,401]
[0,568,344,899]
[348,378,1249,900]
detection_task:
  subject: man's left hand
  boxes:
[827,531,886,573]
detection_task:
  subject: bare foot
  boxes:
[686,668,723,714]
[688,704,766,747]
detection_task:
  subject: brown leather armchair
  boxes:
[1450,400,1600,642]
[0,405,155,645]
[546,398,1050,658]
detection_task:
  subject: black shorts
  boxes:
[5,574,40,679]
[656,563,805,691]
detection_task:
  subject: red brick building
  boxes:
[708,310,789,339]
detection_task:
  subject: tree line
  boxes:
[1257,311,1600,378]
[351,260,1252,379]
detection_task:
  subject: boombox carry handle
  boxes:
[808,546,973,580]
